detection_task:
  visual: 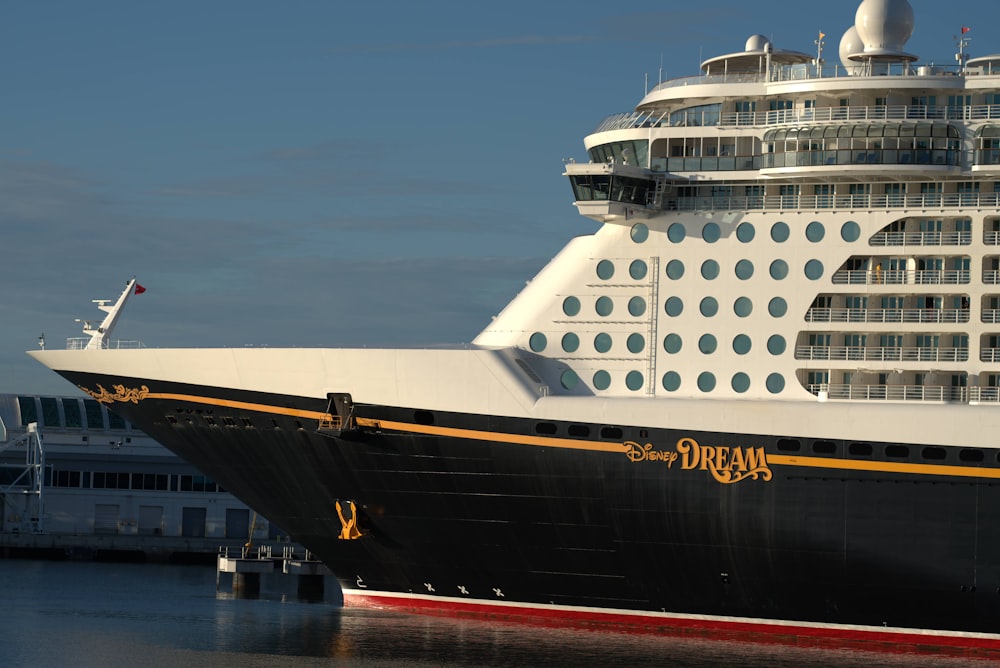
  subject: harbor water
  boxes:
[0,559,990,667]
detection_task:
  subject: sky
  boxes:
[2,0,997,396]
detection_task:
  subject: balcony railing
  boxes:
[868,231,971,247]
[985,270,1000,284]
[796,346,969,362]
[831,270,970,285]
[667,193,1000,213]
[806,383,970,402]
[986,232,1000,245]
[981,348,1000,362]
[805,308,969,323]
[983,309,1000,323]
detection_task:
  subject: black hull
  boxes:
[63,373,1000,637]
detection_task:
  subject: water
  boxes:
[0,559,992,667]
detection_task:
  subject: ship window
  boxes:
[769,260,788,280]
[596,296,614,316]
[535,422,557,435]
[736,222,755,243]
[922,446,946,460]
[777,438,800,452]
[813,440,836,454]
[628,296,646,317]
[701,260,720,280]
[702,222,721,243]
[222,417,236,426]
[767,335,786,355]
[731,373,750,393]
[626,371,644,391]
[771,222,790,242]
[768,297,787,317]
[805,222,825,242]
[698,334,717,354]
[667,223,686,243]
[700,297,718,317]
[593,370,611,390]
[594,333,612,353]
[167,415,178,424]
[529,332,547,352]
[959,448,984,462]
[664,297,684,317]
[697,372,716,392]
[568,424,590,437]
[885,445,910,458]
[601,426,623,439]
[766,373,785,394]
[596,260,615,280]
[561,333,579,353]
[734,297,753,317]
[561,370,579,390]
[849,442,873,456]
[627,333,645,353]
[629,260,648,280]
[735,260,754,280]
[804,259,824,280]
[732,334,751,355]
[204,416,216,426]
[562,296,581,317]
[662,372,681,392]
[841,221,861,242]
[630,223,649,243]
[666,260,685,279]
[663,334,682,354]
[414,410,434,425]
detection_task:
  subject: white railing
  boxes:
[807,383,969,402]
[667,193,1000,213]
[831,270,970,285]
[983,309,1000,323]
[796,346,968,362]
[982,349,1000,363]
[805,308,969,324]
[868,231,971,247]
[986,232,1000,245]
[65,338,143,350]
[985,270,1000,284]
[595,103,1000,132]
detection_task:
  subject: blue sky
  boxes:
[2,1,994,395]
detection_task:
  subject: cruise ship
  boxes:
[27,0,1000,652]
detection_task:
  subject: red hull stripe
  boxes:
[342,589,1000,655]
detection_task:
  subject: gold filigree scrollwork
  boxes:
[79,383,150,405]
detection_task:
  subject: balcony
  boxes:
[806,383,969,402]
[796,346,968,362]
[805,308,969,323]
[831,270,970,285]
[984,270,1000,284]
[868,231,971,246]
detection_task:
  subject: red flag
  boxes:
[134,284,146,294]
[962,26,971,34]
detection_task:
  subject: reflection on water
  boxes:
[0,560,992,667]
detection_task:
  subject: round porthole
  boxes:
[593,370,611,390]
[701,260,720,280]
[768,297,787,317]
[731,373,750,393]
[596,296,614,316]
[629,259,648,280]
[667,223,686,243]
[732,334,752,355]
[699,334,717,354]
[805,221,825,242]
[702,222,721,243]
[662,372,681,392]
[663,334,682,354]
[666,260,685,279]
[626,371,644,391]
[594,333,612,353]
[804,259,824,280]
[596,260,614,280]
[561,332,579,353]
[700,297,718,317]
[628,296,647,316]
[562,296,581,317]
[665,297,683,317]
[630,223,649,243]
[561,369,579,390]
[769,259,788,280]
[697,372,716,392]
[841,220,861,242]
[766,373,785,394]
[767,335,786,355]
[529,332,547,352]
[736,222,755,243]
[771,222,789,242]
[735,259,754,280]
[627,333,646,353]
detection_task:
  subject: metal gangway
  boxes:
[0,418,45,533]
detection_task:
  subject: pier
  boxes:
[216,544,337,601]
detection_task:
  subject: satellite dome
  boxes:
[745,34,770,52]
[839,25,863,70]
[855,0,914,51]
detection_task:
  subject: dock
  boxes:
[217,544,337,601]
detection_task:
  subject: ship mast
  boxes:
[77,278,140,350]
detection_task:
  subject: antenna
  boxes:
[78,278,141,349]
[955,27,971,73]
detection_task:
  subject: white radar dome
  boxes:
[839,25,863,70]
[854,0,914,51]
[745,34,770,52]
